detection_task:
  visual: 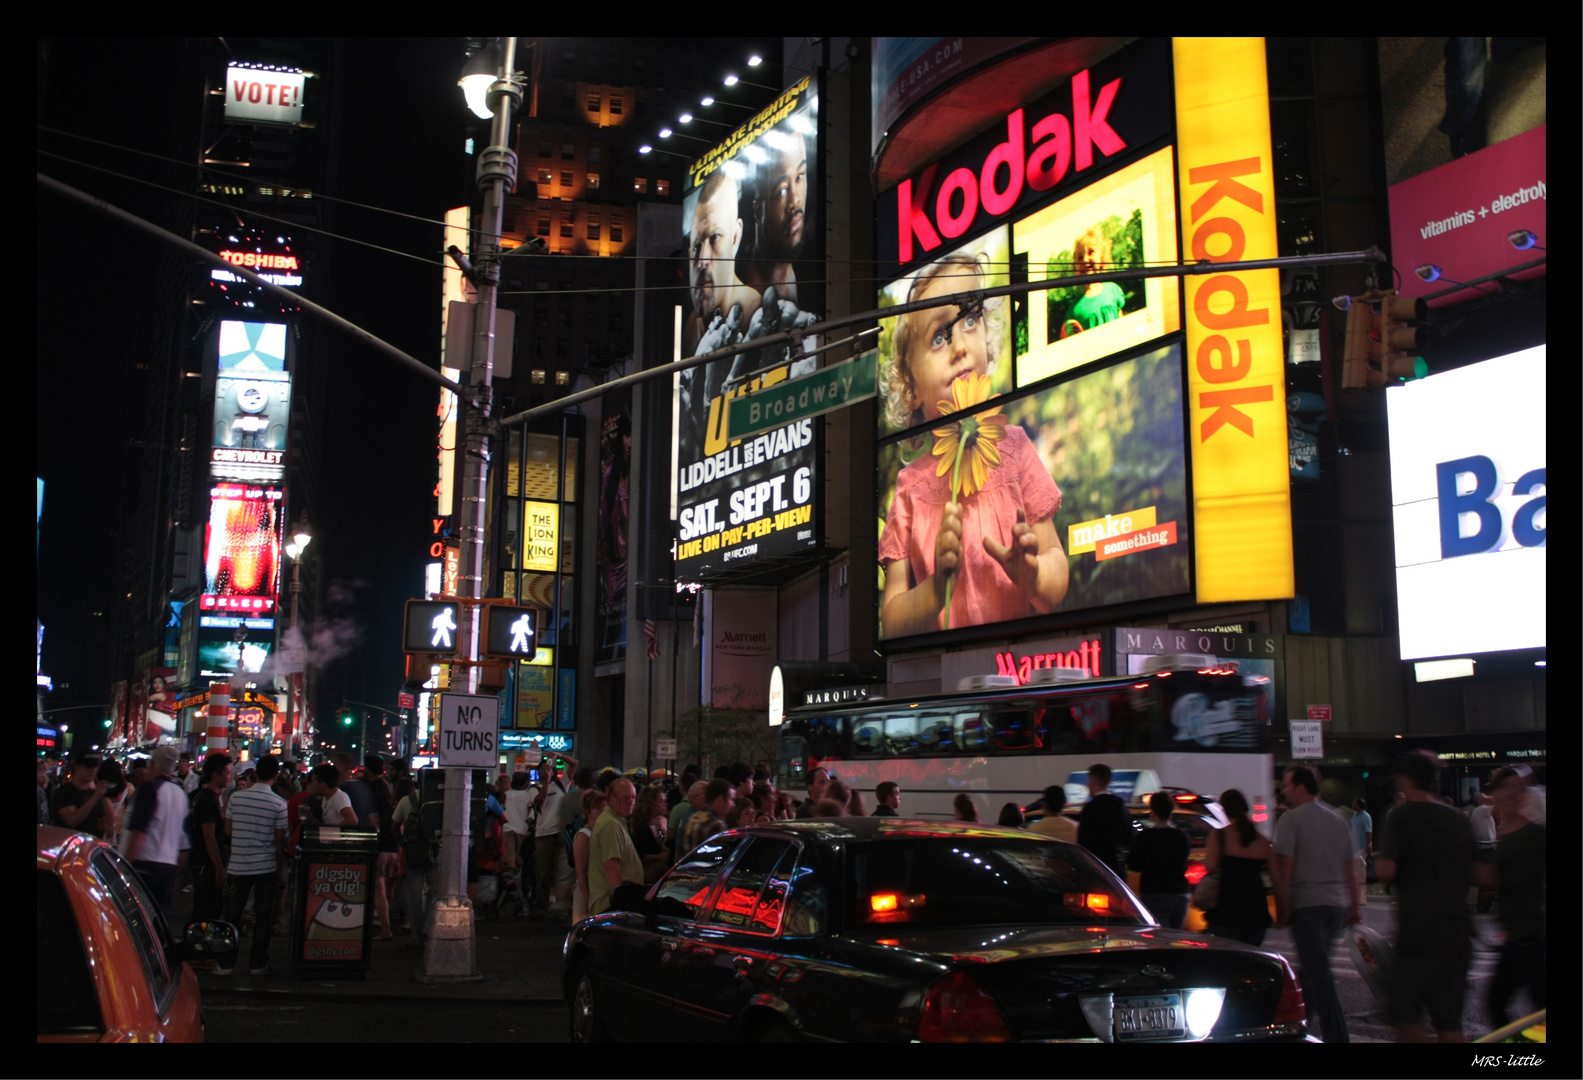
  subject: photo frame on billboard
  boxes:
[875,226,1015,440]
[213,320,291,481]
[877,342,1190,641]
[197,625,276,678]
[203,484,284,607]
[1011,146,1180,386]
[673,78,823,580]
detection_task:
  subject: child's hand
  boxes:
[933,501,964,601]
[984,506,1041,597]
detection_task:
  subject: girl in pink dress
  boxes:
[879,255,1069,636]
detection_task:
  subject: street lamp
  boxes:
[282,513,311,761]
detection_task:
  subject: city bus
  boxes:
[775,655,1275,834]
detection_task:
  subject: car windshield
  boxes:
[848,837,1147,931]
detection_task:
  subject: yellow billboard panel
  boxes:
[523,500,560,572]
[1173,38,1293,603]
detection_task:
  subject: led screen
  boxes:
[1387,346,1545,658]
[213,320,291,481]
[878,343,1189,640]
[876,226,1014,439]
[673,76,822,578]
[202,483,283,614]
[1011,146,1180,385]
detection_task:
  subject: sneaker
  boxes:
[249,963,274,976]
[214,965,234,976]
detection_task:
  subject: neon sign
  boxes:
[993,639,1103,685]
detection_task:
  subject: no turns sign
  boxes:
[437,693,499,769]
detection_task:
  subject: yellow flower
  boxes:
[930,373,1007,500]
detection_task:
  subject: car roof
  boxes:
[726,817,1056,844]
[37,825,96,872]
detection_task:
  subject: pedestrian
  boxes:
[726,796,757,828]
[1350,797,1373,907]
[997,802,1025,829]
[1482,766,1545,1028]
[179,752,199,797]
[306,763,356,827]
[123,745,192,922]
[1028,785,1079,842]
[99,759,130,846]
[1375,751,1476,1042]
[501,771,534,891]
[219,755,289,976]
[589,778,643,916]
[333,750,376,830]
[681,779,735,856]
[571,789,608,924]
[824,778,852,815]
[392,776,432,946]
[669,781,708,862]
[1469,786,1498,912]
[37,759,51,825]
[189,753,233,922]
[1272,765,1359,1043]
[368,769,399,939]
[952,793,978,822]
[50,752,115,839]
[1202,788,1273,946]
[726,762,755,800]
[632,784,671,883]
[872,781,901,816]
[795,767,831,818]
[529,758,572,919]
[1127,791,1190,929]
[1077,764,1131,877]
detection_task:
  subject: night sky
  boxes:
[37,38,472,730]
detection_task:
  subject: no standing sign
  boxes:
[437,693,499,769]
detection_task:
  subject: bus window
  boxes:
[993,708,1046,754]
[916,714,957,756]
[883,714,921,757]
[853,720,885,757]
[955,712,992,753]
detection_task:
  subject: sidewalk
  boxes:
[177,883,572,1005]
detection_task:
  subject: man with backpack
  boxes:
[392,775,433,946]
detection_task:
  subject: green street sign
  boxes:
[726,349,878,441]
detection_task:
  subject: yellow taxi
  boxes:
[37,826,237,1042]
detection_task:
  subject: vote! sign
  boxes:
[437,693,498,769]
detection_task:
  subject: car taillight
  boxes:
[1272,958,1306,1027]
[918,971,1015,1043]
[1185,862,1208,885]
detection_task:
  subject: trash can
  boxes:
[291,824,378,977]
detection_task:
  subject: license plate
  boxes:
[1113,994,1185,1041]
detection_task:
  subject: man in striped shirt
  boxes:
[220,754,290,976]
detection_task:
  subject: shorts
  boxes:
[1386,938,1471,1032]
[377,851,400,879]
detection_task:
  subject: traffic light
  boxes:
[1341,291,1428,389]
[482,603,538,661]
[404,599,461,655]
[340,707,355,727]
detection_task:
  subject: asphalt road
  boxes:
[205,998,569,1043]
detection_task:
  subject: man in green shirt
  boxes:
[588,778,644,916]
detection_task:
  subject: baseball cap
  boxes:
[151,745,180,775]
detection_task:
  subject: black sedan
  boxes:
[562,818,1309,1042]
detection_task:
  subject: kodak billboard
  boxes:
[1173,38,1293,603]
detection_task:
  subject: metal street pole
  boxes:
[424,37,519,981]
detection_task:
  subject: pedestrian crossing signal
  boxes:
[404,599,462,655]
[483,604,538,661]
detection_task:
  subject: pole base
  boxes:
[419,896,479,979]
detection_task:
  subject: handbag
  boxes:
[1192,830,1222,912]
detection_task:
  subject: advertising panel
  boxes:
[212,320,291,482]
[224,64,306,125]
[674,76,823,579]
[516,648,555,729]
[1387,346,1545,658]
[701,589,778,709]
[1173,37,1292,604]
[201,482,283,614]
[877,343,1189,640]
[1011,146,1180,385]
[595,392,631,665]
[197,617,276,678]
[876,227,1014,439]
[522,501,560,572]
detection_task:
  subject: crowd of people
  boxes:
[42,743,1543,1040]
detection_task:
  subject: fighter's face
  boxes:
[759,133,808,260]
[690,187,741,320]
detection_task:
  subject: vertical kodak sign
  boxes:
[1173,38,1294,602]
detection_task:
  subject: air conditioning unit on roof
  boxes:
[957,674,1019,692]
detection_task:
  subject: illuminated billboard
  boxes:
[876,226,1014,439]
[877,343,1189,640]
[201,483,283,615]
[674,75,822,579]
[1387,346,1545,658]
[224,64,306,125]
[213,320,291,481]
[197,616,277,678]
[1011,146,1180,385]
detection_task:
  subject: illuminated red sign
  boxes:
[897,69,1127,263]
[993,638,1103,684]
[219,250,301,270]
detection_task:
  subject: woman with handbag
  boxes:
[1201,788,1274,946]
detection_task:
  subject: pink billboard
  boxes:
[1388,123,1545,308]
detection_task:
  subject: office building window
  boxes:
[560,92,574,111]
[633,177,647,193]
[609,224,623,243]
[533,339,545,356]
[534,309,549,329]
[560,222,573,238]
[538,169,552,185]
[562,143,575,160]
[610,96,623,115]
[531,370,546,384]
[560,170,573,187]
[655,179,670,195]
[555,371,571,386]
[587,172,601,190]
[556,340,570,359]
[557,311,571,330]
[536,218,550,236]
[587,223,601,241]
[540,142,552,158]
[588,147,602,163]
[587,94,600,112]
